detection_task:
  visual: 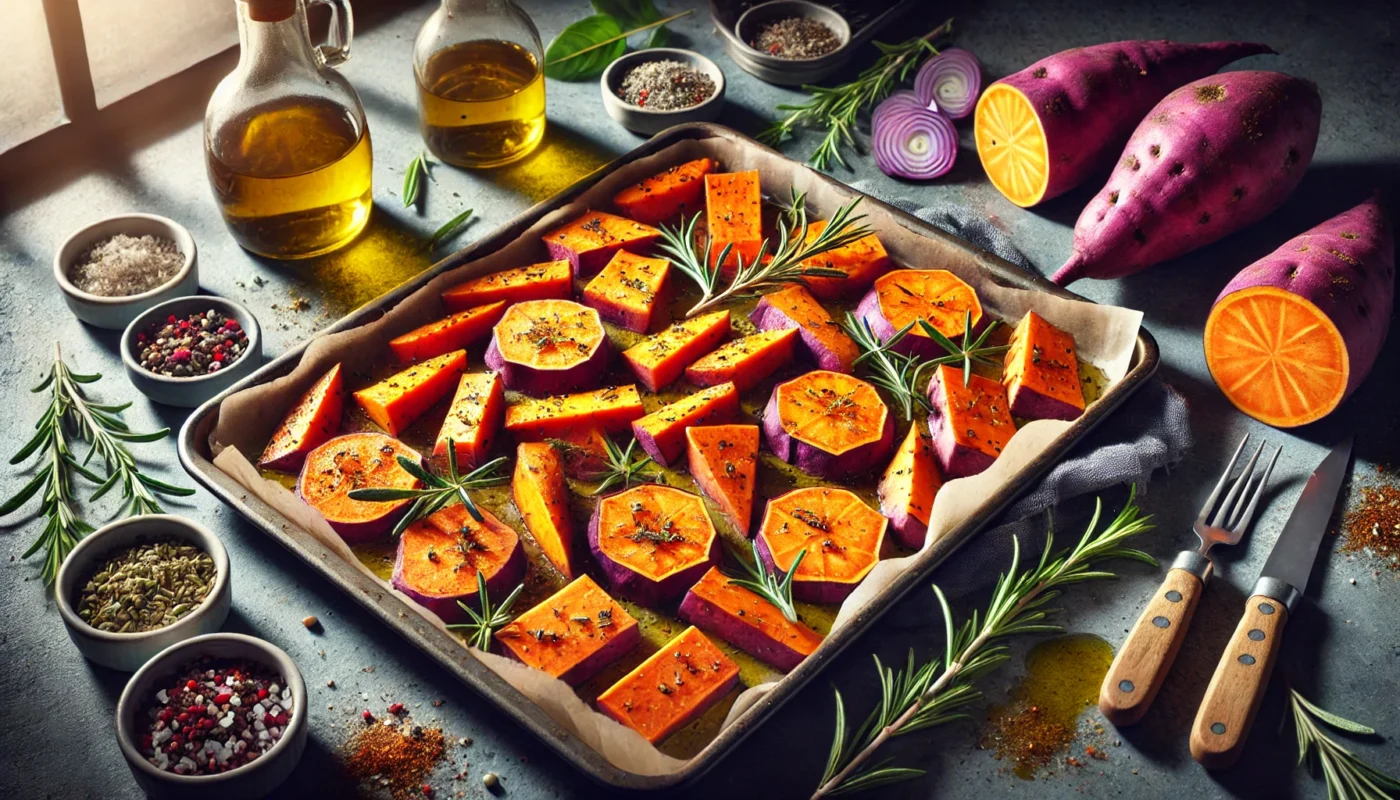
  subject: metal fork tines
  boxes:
[1191,434,1282,565]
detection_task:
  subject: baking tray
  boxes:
[178,122,1159,791]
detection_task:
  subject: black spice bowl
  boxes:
[121,295,263,408]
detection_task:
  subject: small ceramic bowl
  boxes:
[601,48,726,135]
[56,515,231,672]
[54,213,200,330]
[115,633,308,799]
[121,295,263,408]
[732,0,853,85]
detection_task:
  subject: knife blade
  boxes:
[1258,437,1353,597]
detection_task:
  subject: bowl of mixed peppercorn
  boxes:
[601,48,726,135]
[121,295,262,408]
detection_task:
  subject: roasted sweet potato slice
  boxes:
[877,423,943,549]
[581,250,672,334]
[259,363,344,471]
[927,363,1014,478]
[613,157,716,225]
[705,170,763,274]
[544,425,610,480]
[297,433,423,542]
[392,503,526,623]
[763,370,894,479]
[797,222,893,300]
[432,371,505,468]
[588,485,720,605]
[678,567,824,671]
[632,383,741,467]
[855,269,983,359]
[621,309,731,392]
[495,575,641,686]
[504,385,646,441]
[353,350,467,436]
[1002,311,1084,421]
[512,441,575,578]
[684,328,799,392]
[440,259,572,312]
[756,487,889,603]
[485,299,612,396]
[685,424,759,534]
[596,626,740,744]
[389,301,508,363]
[543,210,661,277]
[748,284,859,373]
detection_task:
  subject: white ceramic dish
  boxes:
[54,213,200,330]
[731,0,852,85]
[121,296,263,408]
[601,48,726,135]
[56,515,231,672]
[115,633,308,799]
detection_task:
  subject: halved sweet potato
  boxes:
[433,371,505,468]
[596,626,740,744]
[545,425,610,480]
[678,567,824,671]
[505,385,646,440]
[613,157,716,225]
[495,575,641,686]
[441,259,572,312]
[705,171,763,274]
[353,350,467,436]
[389,301,508,363]
[755,486,889,603]
[513,441,575,578]
[484,299,612,396]
[581,250,672,333]
[685,424,758,534]
[763,370,894,479]
[1003,311,1084,421]
[796,222,893,300]
[588,485,720,605]
[927,363,1014,478]
[543,210,661,277]
[621,309,731,392]
[854,270,983,358]
[632,383,740,467]
[749,285,859,373]
[684,328,799,392]
[259,363,344,471]
[878,423,943,549]
[297,433,423,542]
[392,503,526,622]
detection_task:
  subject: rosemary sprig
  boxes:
[428,208,475,251]
[402,152,430,208]
[655,190,870,317]
[725,539,805,623]
[813,488,1156,798]
[757,19,954,170]
[843,314,934,421]
[347,441,508,536]
[446,570,524,652]
[919,310,1010,388]
[589,436,657,496]
[1288,687,1400,799]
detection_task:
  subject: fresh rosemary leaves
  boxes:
[429,208,476,251]
[844,314,934,421]
[725,539,805,623]
[590,436,657,496]
[1288,688,1400,799]
[447,570,524,652]
[402,152,430,208]
[346,441,508,536]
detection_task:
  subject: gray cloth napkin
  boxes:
[850,181,1193,600]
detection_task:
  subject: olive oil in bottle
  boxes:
[416,39,546,168]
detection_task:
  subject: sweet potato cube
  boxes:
[440,260,572,312]
[927,364,1015,479]
[684,328,798,392]
[798,222,893,300]
[431,371,504,468]
[496,576,641,685]
[543,210,660,277]
[705,171,763,275]
[748,285,860,373]
[877,423,943,549]
[390,301,508,363]
[596,626,740,744]
[1002,311,1085,421]
[632,383,740,467]
[504,385,646,441]
[259,363,344,471]
[678,567,824,671]
[513,441,575,578]
[685,424,758,534]
[354,350,467,436]
[613,157,715,225]
[582,251,672,333]
[622,309,731,392]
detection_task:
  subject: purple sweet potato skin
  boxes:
[484,333,612,397]
[587,498,720,605]
[1214,196,1396,402]
[1007,385,1084,422]
[749,294,851,373]
[677,589,808,671]
[762,387,895,479]
[1054,71,1321,284]
[926,374,996,479]
[390,530,526,623]
[557,625,642,686]
[992,39,1274,204]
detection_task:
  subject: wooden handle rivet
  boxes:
[1119,680,1135,693]
[1248,629,1266,641]
[1238,653,1256,665]
[1210,722,1227,735]
[1152,616,1171,628]
[1165,590,1183,602]
[1258,602,1276,615]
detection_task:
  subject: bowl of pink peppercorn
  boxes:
[121,295,262,408]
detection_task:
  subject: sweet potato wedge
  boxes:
[684,328,799,392]
[755,486,888,604]
[392,503,526,623]
[544,425,611,480]
[621,309,731,392]
[505,385,646,441]
[432,371,505,468]
[589,485,720,605]
[685,424,759,534]
[495,575,641,685]
[632,383,741,467]
[297,433,423,542]
[581,250,672,333]
[705,171,763,274]
[513,441,575,579]
[796,221,893,300]
[1002,311,1084,421]
[926,364,1015,478]
[485,299,612,396]
[764,370,894,479]
[878,423,943,549]
[596,626,740,744]
[678,567,824,671]
[389,301,508,363]
[353,350,467,437]
[440,259,572,312]
[543,210,661,277]
[612,157,716,225]
[749,285,859,373]
[259,363,344,471]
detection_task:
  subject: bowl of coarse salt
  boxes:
[54,213,199,330]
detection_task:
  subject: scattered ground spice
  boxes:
[1339,469,1400,569]
[69,233,184,297]
[751,16,842,60]
[135,309,250,377]
[616,60,716,110]
[344,720,446,800]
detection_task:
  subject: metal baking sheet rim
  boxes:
[178,123,1160,791]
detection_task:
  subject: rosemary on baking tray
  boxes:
[590,436,658,496]
[843,314,933,422]
[725,538,805,624]
[920,310,1010,388]
[446,570,524,652]
[346,440,508,536]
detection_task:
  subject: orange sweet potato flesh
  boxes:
[259,363,344,471]
[393,503,524,620]
[749,284,860,373]
[621,309,731,392]
[631,383,740,467]
[596,625,740,744]
[927,364,1015,479]
[613,157,716,225]
[798,221,893,300]
[512,441,575,578]
[297,433,423,541]
[581,251,672,334]
[440,260,572,312]
[685,424,759,534]
[544,425,610,480]
[705,171,763,274]
[877,424,943,550]
[684,328,798,392]
[495,575,641,686]
[679,567,824,671]
[504,385,646,440]
[354,350,467,436]
[390,301,507,363]
[874,269,982,345]
[1002,311,1085,421]
[756,486,888,603]
[543,210,661,276]
[432,371,505,468]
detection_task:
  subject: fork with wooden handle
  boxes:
[1098,436,1280,726]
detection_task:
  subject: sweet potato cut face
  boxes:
[390,301,507,364]
[1003,311,1084,421]
[596,626,740,744]
[974,84,1051,208]
[259,363,344,471]
[678,567,824,671]
[495,575,641,686]
[504,385,646,440]
[581,251,672,334]
[684,328,798,392]
[756,487,888,604]
[543,210,661,277]
[749,285,860,373]
[632,382,740,467]
[440,260,572,312]
[297,433,422,542]
[774,371,889,456]
[878,424,943,550]
[392,504,525,622]
[612,157,715,225]
[433,371,505,468]
[513,441,575,578]
[544,425,610,480]
[685,424,759,534]
[875,270,981,344]
[589,485,720,605]
[797,221,893,300]
[927,364,1015,478]
[705,171,763,273]
[622,309,731,392]
[354,350,467,437]
[485,299,611,396]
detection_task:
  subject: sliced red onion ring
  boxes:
[913,48,982,119]
[871,95,957,180]
[872,89,930,131]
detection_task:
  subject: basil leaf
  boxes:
[645,25,670,49]
[544,14,627,81]
[592,0,670,49]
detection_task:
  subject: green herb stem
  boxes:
[429,209,476,251]
[589,436,657,496]
[1288,688,1400,799]
[347,441,508,536]
[447,570,524,652]
[725,539,804,623]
